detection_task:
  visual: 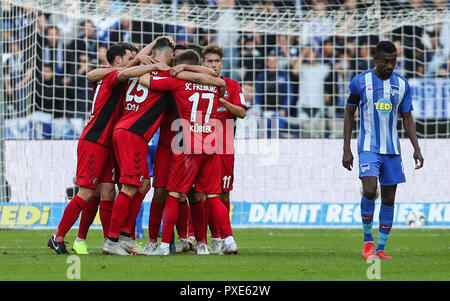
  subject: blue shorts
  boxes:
[358,151,406,186]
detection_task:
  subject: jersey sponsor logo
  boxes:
[360,163,370,173]
[375,98,392,115]
[217,107,227,112]
[185,83,217,93]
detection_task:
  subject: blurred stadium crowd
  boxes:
[2,0,450,139]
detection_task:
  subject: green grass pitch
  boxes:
[0,228,449,281]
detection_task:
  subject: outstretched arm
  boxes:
[218,98,246,119]
[86,67,123,83]
[171,64,217,77]
[117,62,170,82]
[401,111,424,169]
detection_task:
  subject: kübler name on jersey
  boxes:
[185,83,217,93]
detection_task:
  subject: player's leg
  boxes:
[175,194,190,253]
[146,187,167,252]
[118,179,150,255]
[150,191,182,256]
[150,153,200,255]
[145,144,172,252]
[104,129,147,255]
[199,154,237,255]
[376,184,397,259]
[358,151,381,259]
[375,154,406,259]
[48,140,107,254]
[188,191,207,254]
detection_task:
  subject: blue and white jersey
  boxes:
[348,70,413,155]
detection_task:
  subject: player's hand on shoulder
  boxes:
[139,55,157,65]
[171,64,185,76]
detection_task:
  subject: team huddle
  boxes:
[47,36,247,256]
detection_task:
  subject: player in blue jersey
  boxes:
[342,40,424,260]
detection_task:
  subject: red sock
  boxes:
[189,201,207,244]
[77,196,99,240]
[120,192,145,235]
[99,200,114,239]
[131,220,136,240]
[188,210,195,238]
[161,195,179,244]
[207,196,233,238]
[148,200,165,242]
[176,202,189,239]
[56,195,87,241]
[108,191,132,240]
[207,200,220,239]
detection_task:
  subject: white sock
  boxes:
[76,237,85,243]
[160,242,170,249]
[224,236,235,245]
[211,237,222,242]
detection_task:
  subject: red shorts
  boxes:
[166,153,222,195]
[76,140,117,189]
[220,155,235,192]
[152,143,173,188]
[112,128,149,187]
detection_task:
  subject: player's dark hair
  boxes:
[175,49,200,65]
[106,44,129,64]
[375,40,397,56]
[185,43,203,59]
[116,42,138,54]
[174,44,188,51]
[202,44,224,60]
[153,37,175,52]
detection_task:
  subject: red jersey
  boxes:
[80,69,125,146]
[150,76,221,154]
[114,70,171,142]
[215,77,247,155]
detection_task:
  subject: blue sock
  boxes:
[377,204,395,252]
[361,196,375,242]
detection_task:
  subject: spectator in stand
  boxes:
[109,18,133,44]
[131,0,164,45]
[301,0,334,47]
[34,64,65,118]
[48,0,79,46]
[238,35,264,82]
[2,41,33,118]
[292,47,330,138]
[215,0,240,79]
[36,25,75,118]
[255,54,291,136]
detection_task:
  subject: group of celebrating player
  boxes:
[47,35,247,256]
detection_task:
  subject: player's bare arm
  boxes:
[117,62,170,82]
[171,64,216,77]
[218,98,246,119]
[86,67,123,83]
[401,111,424,169]
[342,103,358,171]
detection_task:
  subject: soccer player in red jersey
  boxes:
[104,40,222,255]
[202,44,247,254]
[138,46,222,254]
[73,40,166,254]
[47,44,136,254]
[139,50,234,256]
